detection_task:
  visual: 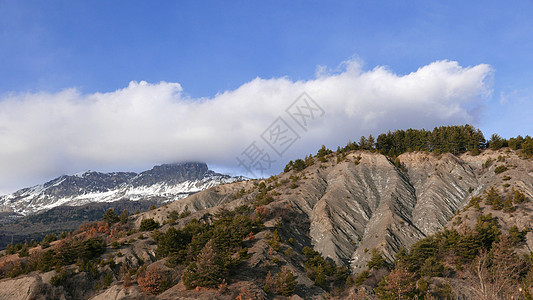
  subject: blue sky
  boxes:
[0,1,532,193]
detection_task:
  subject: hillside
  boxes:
[0,199,161,248]
[354,149,533,299]
[0,144,531,299]
[0,162,244,247]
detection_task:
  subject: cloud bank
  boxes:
[0,60,492,193]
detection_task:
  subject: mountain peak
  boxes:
[0,162,242,216]
[132,162,211,186]
[151,162,209,175]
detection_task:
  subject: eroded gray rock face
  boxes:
[294,152,426,270]
[90,285,145,300]
[402,152,479,235]
[287,150,532,272]
[0,275,43,300]
[139,149,533,274]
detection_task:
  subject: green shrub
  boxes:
[4,243,15,255]
[18,246,29,257]
[50,269,68,286]
[104,273,113,287]
[513,190,527,204]
[354,269,370,286]
[292,159,307,172]
[238,247,250,259]
[494,165,508,174]
[140,218,160,231]
[368,248,387,270]
[485,187,501,208]
[474,214,501,249]
[182,240,227,289]
[268,230,281,251]
[37,237,106,272]
[120,209,129,224]
[154,227,191,262]
[41,233,57,248]
[302,246,337,288]
[275,266,297,296]
[508,225,525,245]
[102,208,120,223]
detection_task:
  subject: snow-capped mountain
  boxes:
[0,162,246,216]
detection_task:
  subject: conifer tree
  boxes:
[367,248,387,270]
[275,266,297,296]
[120,209,129,224]
[503,197,515,212]
[268,229,281,251]
[512,189,527,204]
[484,186,499,206]
[182,239,226,288]
[491,195,504,210]
[102,208,120,223]
[375,263,416,299]
[489,134,505,150]
[522,137,533,156]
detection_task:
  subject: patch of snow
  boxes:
[0,173,247,216]
[73,171,91,178]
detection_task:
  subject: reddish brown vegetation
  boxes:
[137,266,164,295]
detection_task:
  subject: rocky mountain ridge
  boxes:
[137,149,533,272]
[0,148,531,299]
[0,162,245,216]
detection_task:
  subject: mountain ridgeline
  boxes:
[359,124,531,156]
[0,162,244,216]
[0,125,532,299]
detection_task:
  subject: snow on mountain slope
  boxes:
[0,162,246,216]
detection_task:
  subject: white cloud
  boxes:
[0,59,492,194]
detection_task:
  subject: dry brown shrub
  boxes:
[137,266,163,294]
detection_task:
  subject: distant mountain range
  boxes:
[0,162,246,216]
